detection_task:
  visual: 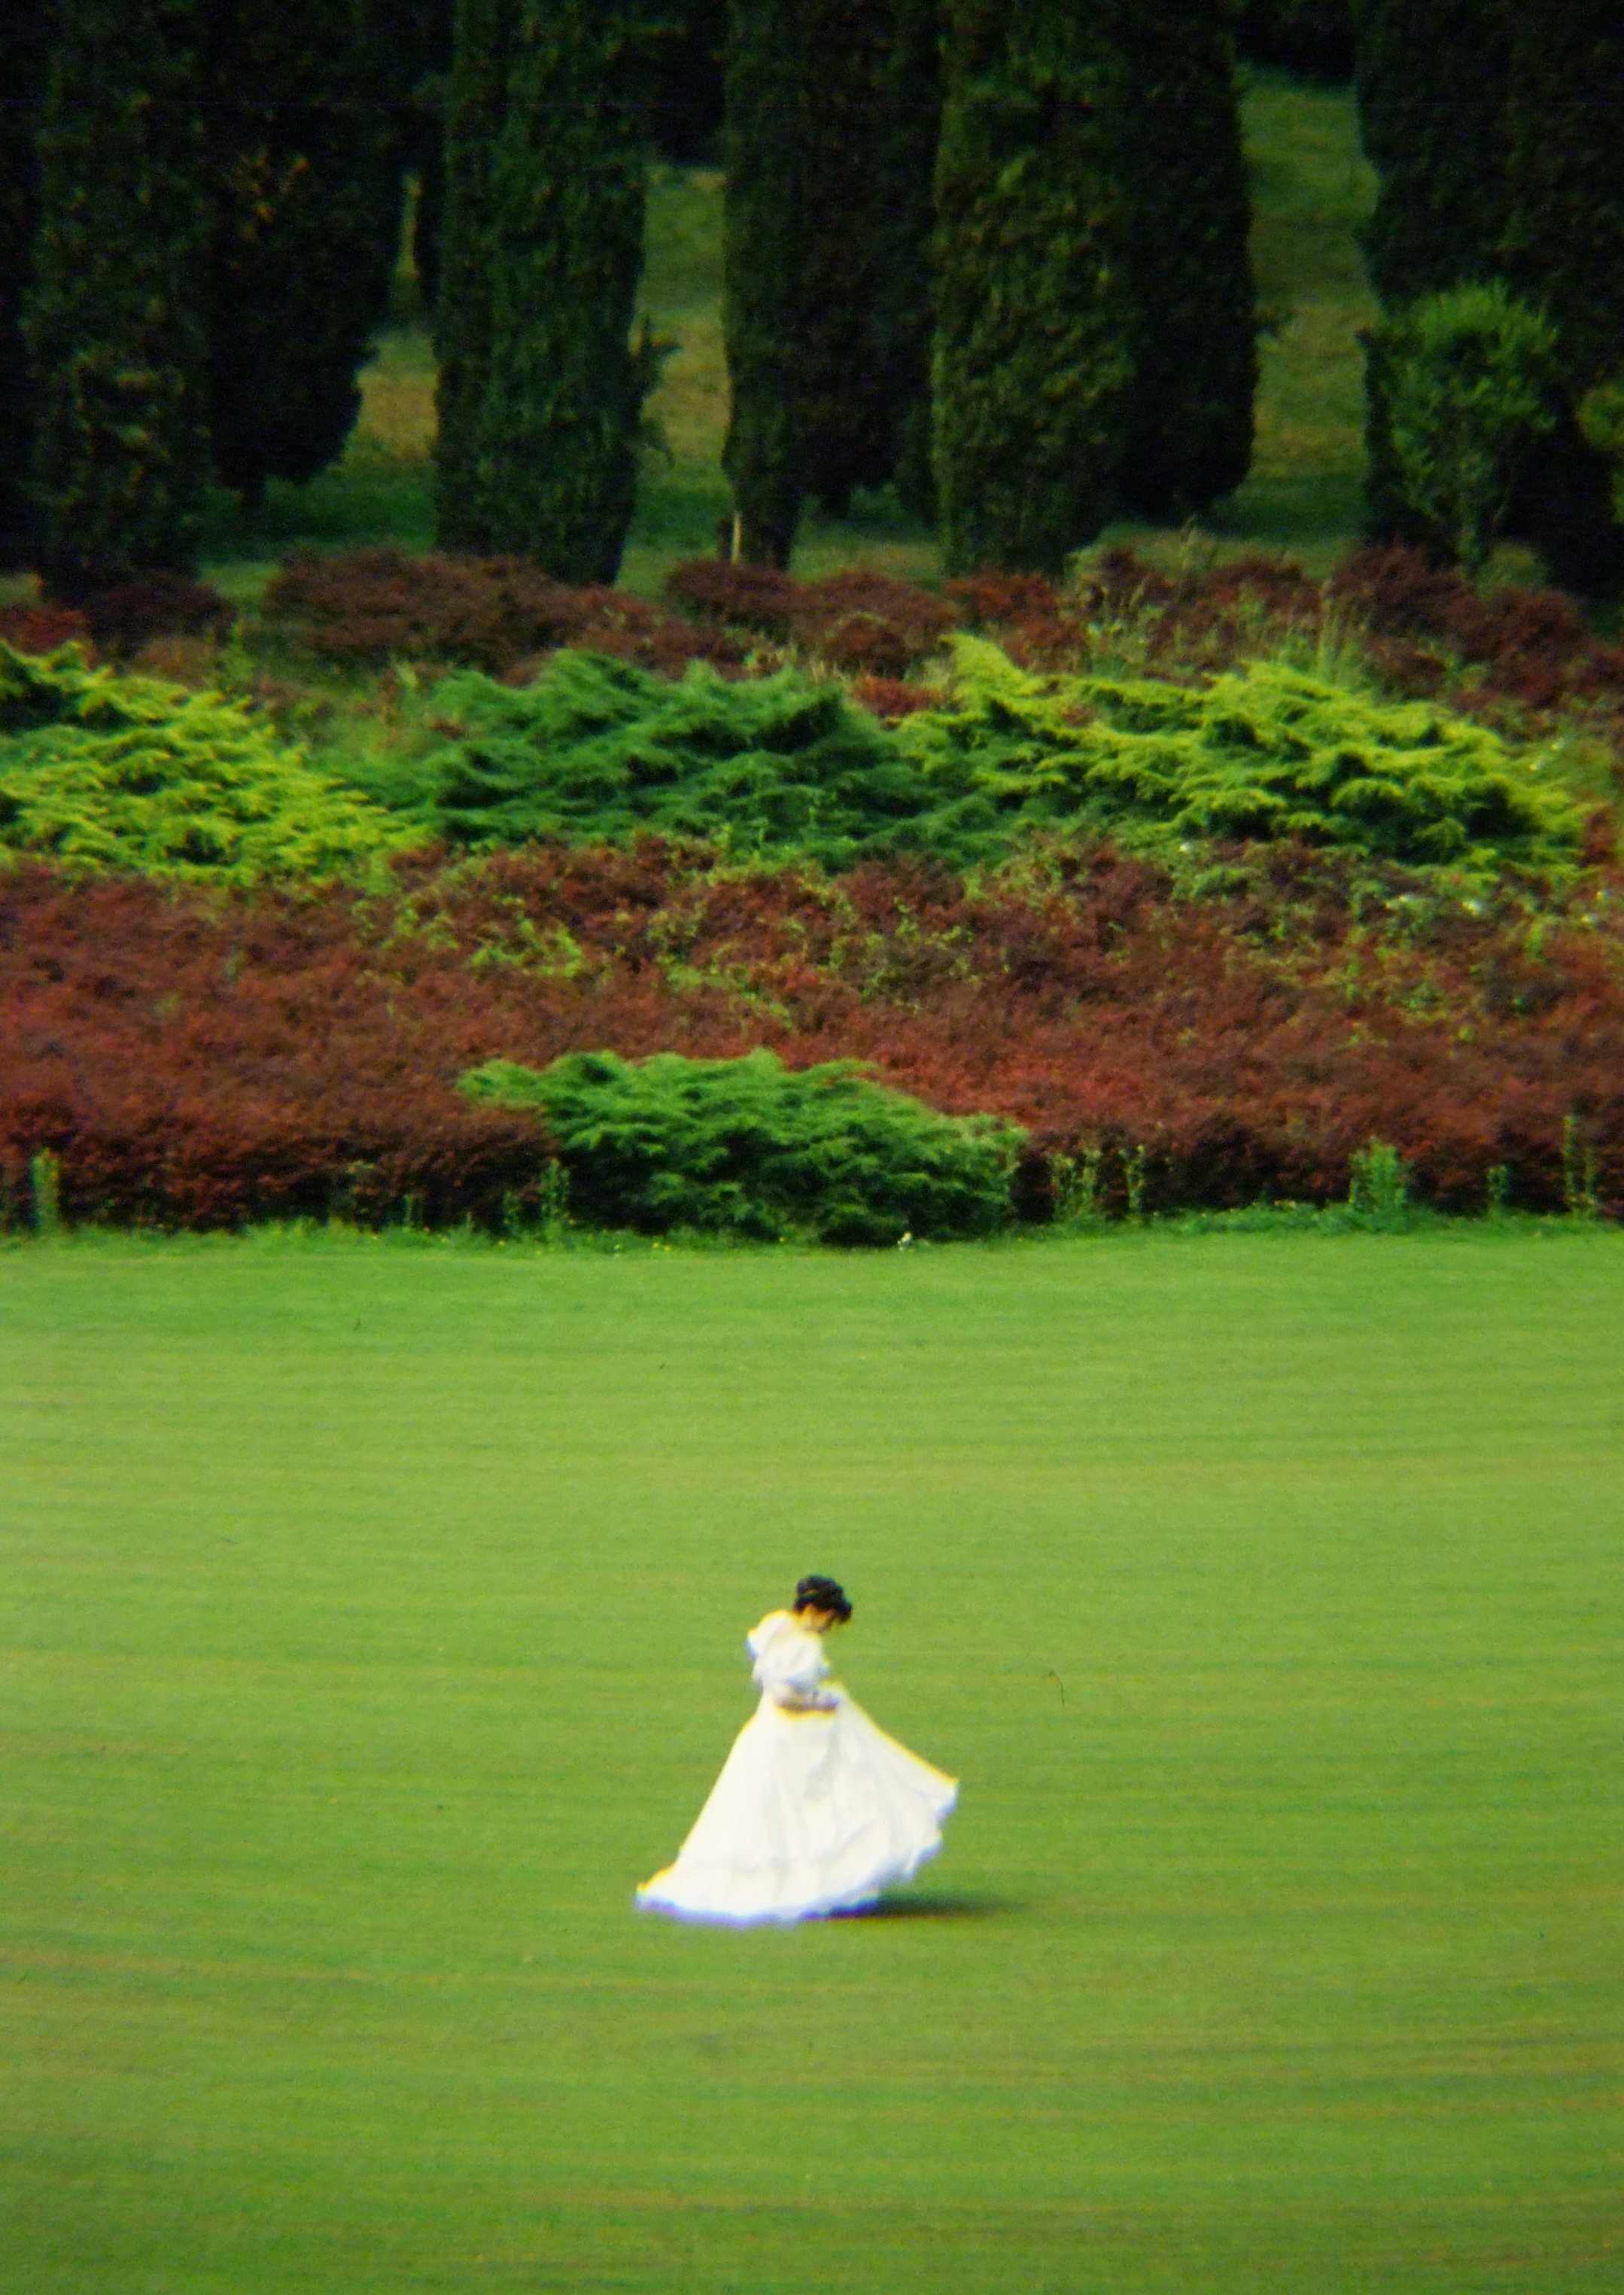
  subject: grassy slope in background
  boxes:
[5,1231,1622,2292]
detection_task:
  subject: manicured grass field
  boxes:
[5,1229,1622,2293]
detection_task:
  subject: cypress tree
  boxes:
[204,4,407,508]
[26,0,213,598]
[873,0,943,522]
[0,5,48,567]
[436,1,654,577]
[932,2,1135,574]
[436,0,510,549]
[722,2,941,557]
[1502,5,1624,394]
[795,2,942,520]
[721,0,806,564]
[1501,2,1624,582]
[1353,2,1511,309]
[1114,5,1255,519]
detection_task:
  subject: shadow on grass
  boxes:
[835,1889,1014,1922]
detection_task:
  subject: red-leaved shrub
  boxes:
[78,574,236,657]
[263,549,749,680]
[5,842,1622,1231]
[0,603,90,658]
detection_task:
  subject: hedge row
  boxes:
[4,844,1620,1232]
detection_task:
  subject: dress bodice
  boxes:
[746,1611,829,1706]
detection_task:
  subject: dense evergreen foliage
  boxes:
[204,5,406,507]
[435,0,509,547]
[720,0,807,563]
[1236,1,1354,77]
[25,0,214,599]
[1354,0,1510,309]
[0,7,47,568]
[436,2,653,577]
[1364,282,1559,569]
[1114,5,1256,519]
[1356,1,1624,579]
[348,638,1583,887]
[1499,3,1624,584]
[462,1049,1023,1242]
[721,2,940,555]
[932,4,1135,573]
[1502,4,1623,388]
[0,643,405,884]
[796,2,941,519]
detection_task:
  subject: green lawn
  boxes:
[5,1230,1622,2293]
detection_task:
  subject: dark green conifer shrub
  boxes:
[434,0,508,546]
[385,653,924,865]
[436,1,654,576]
[460,1048,1024,1242]
[1354,1,1510,309]
[1500,2,1624,585]
[720,0,807,564]
[1114,6,1256,519]
[1363,283,1559,570]
[932,4,1135,572]
[25,0,214,600]
[203,4,407,507]
[0,5,48,568]
[370,636,1584,887]
[795,2,942,519]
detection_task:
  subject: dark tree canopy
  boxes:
[795,2,941,521]
[436,0,654,578]
[26,0,214,597]
[1354,0,1511,308]
[1115,3,1256,519]
[720,0,807,564]
[204,3,407,507]
[0,5,49,566]
[932,3,1138,573]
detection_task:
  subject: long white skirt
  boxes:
[637,1693,958,1926]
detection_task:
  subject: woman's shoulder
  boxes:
[746,1609,797,1656]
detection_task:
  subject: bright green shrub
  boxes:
[391,651,955,868]
[375,638,1583,886]
[896,638,1585,882]
[0,644,407,884]
[1364,282,1561,570]
[459,1048,1025,1243]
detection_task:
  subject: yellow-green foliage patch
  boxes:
[899,636,1585,882]
[0,643,409,884]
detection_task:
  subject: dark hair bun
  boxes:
[793,1573,852,1621]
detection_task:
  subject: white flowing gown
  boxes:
[637,1611,958,1925]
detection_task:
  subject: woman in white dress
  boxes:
[637,1575,957,1926]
